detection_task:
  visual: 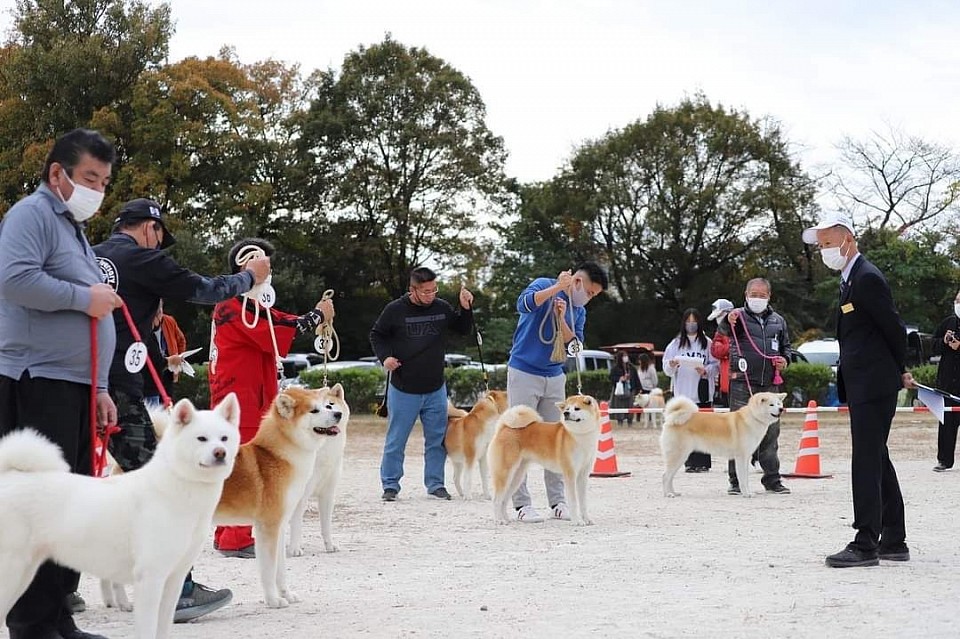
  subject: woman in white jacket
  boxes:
[664,307,719,472]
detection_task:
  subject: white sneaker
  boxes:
[515,505,545,523]
[551,502,571,521]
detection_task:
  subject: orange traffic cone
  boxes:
[591,401,631,477]
[782,400,833,479]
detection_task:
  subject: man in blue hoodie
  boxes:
[506,262,608,522]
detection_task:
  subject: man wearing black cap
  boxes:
[93,197,271,621]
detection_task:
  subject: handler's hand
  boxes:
[315,298,335,322]
[554,297,567,317]
[244,256,271,285]
[383,356,401,372]
[555,270,573,291]
[96,391,117,432]
[86,283,122,319]
[459,285,474,310]
[727,309,740,328]
[773,356,787,371]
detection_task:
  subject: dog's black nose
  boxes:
[563,411,570,419]
[333,411,342,420]
[213,447,226,461]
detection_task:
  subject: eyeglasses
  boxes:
[416,287,439,296]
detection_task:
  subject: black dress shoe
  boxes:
[9,627,62,639]
[879,544,911,561]
[825,546,879,568]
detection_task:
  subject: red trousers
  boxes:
[214,425,259,550]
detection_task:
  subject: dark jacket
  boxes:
[836,256,906,404]
[933,315,960,394]
[369,293,472,394]
[609,361,641,396]
[93,233,254,396]
[722,306,791,388]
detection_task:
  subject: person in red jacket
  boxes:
[208,238,335,557]
[708,298,734,407]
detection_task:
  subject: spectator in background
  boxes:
[664,307,718,473]
[609,351,640,425]
[637,351,659,394]
[143,300,186,407]
[708,299,734,408]
[932,289,960,472]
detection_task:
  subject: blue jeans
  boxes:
[380,384,448,494]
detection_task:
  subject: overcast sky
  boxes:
[6,0,960,184]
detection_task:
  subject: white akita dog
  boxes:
[0,394,240,639]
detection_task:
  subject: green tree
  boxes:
[300,36,508,297]
[0,0,172,210]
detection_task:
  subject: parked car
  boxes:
[564,349,614,373]
[796,339,840,373]
[280,352,324,380]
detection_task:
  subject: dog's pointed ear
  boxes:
[214,392,241,428]
[778,392,787,401]
[555,401,566,412]
[172,398,196,428]
[330,383,345,399]
[275,392,297,419]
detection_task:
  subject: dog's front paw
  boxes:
[265,596,290,609]
[286,544,304,557]
[323,541,339,553]
[664,491,681,498]
[281,589,302,604]
[741,492,753,498]
[481,492,491,500]
[582,517,594,526]
[118,598,134,612]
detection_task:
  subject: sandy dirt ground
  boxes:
[6,410,960,639]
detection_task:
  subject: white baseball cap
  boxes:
[707,298,734,321]
[802,212,855,244]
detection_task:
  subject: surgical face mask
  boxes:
[820,239,849,271]
[569,280,590,308]
[621,356,630,364]
[954,303,960,318]
[746,297,769,314]
[57,171,104,223]
[685,322,698,334]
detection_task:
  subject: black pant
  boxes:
[849,393,905,552]
[726,382,781,489]
[0,373,92,636]
[937,398,960,468]
[684,401,712,470]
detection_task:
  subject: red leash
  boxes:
[730,313,784,397]
[89,303,172,477]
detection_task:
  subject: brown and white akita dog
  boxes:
[444,390,509,500]
[488,395,601,526]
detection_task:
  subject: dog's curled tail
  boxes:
[499,405,542,430]
[0,428,70,474]
[663,396,699,426]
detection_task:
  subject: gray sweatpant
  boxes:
[507,366,567,508]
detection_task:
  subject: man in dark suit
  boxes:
[803,213,916,568]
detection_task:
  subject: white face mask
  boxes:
[820,239,849,271]
[569,280,590,308]
[746,297,768,314]
[954,303,960,318]
[57,171,104,223]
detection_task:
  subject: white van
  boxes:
[565,349,614,373]
[796,339,840,372]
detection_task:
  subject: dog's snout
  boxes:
[563,411,571,419]
[333,411,343,420]
[213,447,226,461]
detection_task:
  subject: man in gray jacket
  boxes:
[722,277,792,495]
[0,128,122,639]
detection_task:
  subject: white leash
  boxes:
[234,244,282,375]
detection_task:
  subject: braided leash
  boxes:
[313,289,340,387]
[233,244,283,377]
[730,312,784,397]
